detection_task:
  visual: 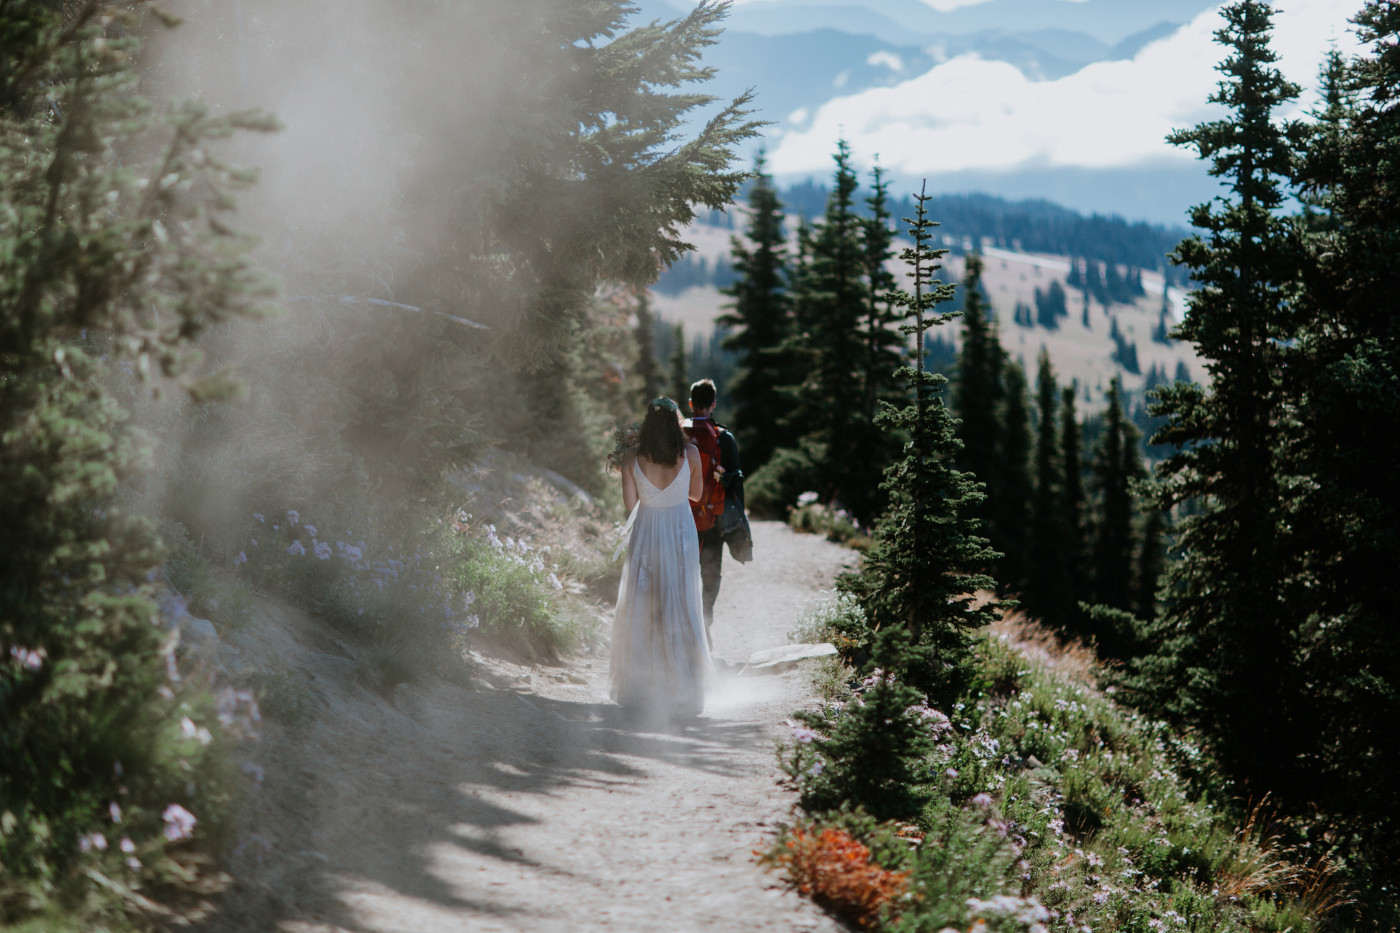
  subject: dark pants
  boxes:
[698,525,724,631]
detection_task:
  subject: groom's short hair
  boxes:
[689,378,716,410]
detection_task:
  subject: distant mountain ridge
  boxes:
[635,0,1208,46]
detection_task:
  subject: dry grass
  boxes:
[986,600,1100,685]
[1216,798,1352,920]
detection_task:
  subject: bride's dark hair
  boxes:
[636,397,686,465]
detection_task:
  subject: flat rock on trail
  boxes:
[206,520,859,933]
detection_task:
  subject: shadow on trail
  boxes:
[188,669,777,932]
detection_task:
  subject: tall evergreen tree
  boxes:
[842,186,998,707]
[1286,3,1400,878]
[858,164,905,427]
[719,153,792,470]
[1087,378,1144,652]
[1134,506,1165,624]
[0,4,274,916]
[848,163,907,517]
[785,141,881,520]
[1059,383,1087,635]
[634,289,663,406]
[1027,350,1072,624]
[670,322,689,405]
[1134,0,1302,787]
[953,255,1003,518]
[993,360,1034,594]
[953,253,1030,582]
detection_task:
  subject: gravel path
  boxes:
[209,520,859,932]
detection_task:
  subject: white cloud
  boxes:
[768,0,1363,178]
[915,0,995,11]
[867,50,905,72]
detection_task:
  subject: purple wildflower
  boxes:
[313,540,332,560]
[162,804,197,841]
[180,717,212,745]
[286,509,299,526]
[287,540,305,556]
[235,551,247,565]
[9,646,44,671]
[304,523,317,537]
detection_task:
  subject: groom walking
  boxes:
[683,378,743,632]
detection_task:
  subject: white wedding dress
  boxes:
[610,457,712,716]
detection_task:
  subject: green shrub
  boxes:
[231,502,582,672]
[788,494,873,549]
[0,3,273,924]
[789,591,875,662]
[780,626,1345,933]
[783,630,937,822]
[162,527,257,635]
[745,444,822,518]
[450,525,582,662]
[246,669,317,728]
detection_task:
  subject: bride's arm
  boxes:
[686,444,703,503]
[621,452,639,512]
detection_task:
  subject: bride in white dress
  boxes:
[610,397,713,717]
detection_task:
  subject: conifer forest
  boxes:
[2,1,1398,931]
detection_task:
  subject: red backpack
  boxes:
[684,418,726,532]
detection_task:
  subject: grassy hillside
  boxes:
[652,219,1202,415]
[765,598,1350,933]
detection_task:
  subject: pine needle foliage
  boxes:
[841,187,998,706]
[849,164,907,508]
[1284,0,1400,897]
[784,140,876,518]
[0,2,274,919]
[993,360,1034,594]
[633,288,663,407]
[719,153,793,470]
[1086,378,1145,634]
[1025,350,1073,627]
[1057,383,1087,633]
[1132,0,1303,771]
[785,629,938,822]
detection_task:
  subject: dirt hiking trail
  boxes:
[202,520,858,932]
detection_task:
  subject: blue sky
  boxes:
[749,0,1365,185]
